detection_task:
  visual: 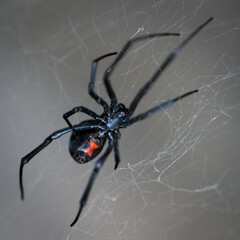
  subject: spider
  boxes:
[19,17,213,227]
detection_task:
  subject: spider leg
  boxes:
[19,124,106,200]
[113,141,120,170]
[126,17,213,118]
[89,52,118,111]
[103,33,180,107]
[63,106,105,135]
[122,90,198,127]
[70,142,113,227]
[107,131,120,170]
[19,127,71,200]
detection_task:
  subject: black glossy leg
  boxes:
[70,142,113,227]
[122,90,198,127]
[19,124,106,201]
[19,127,72,200]
[89,52,118,111]
[103,33,180,107]
[107,131,120,170]
[63,106,104,134]
[113,141,120,170]
[127,17,213,118]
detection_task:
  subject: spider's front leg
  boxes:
[103,32,180,107]
[89,52,118,111]
[127,17,213,117]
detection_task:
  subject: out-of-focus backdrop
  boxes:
[1,1,240,239]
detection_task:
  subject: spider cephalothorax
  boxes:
[19,17,213,227]
[106,103,128,129]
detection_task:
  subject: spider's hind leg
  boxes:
[63,106,103,135]
[19,127,72,200]
[70,142,113,226]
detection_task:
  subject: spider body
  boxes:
[69,121,106,164]
[105,103,128,130]
[69,103,128,164]
[19,18,213,227]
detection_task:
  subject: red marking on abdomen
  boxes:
[83,139,99,157]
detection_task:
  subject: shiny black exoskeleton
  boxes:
[68,120,107,164]
[19,18,213,227]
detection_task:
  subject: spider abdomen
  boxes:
[69,127,106,164]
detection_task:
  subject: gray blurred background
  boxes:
[1,0,240,240]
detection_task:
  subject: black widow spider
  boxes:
[19,17,213,227]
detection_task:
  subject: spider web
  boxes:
[0,0,240,240]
